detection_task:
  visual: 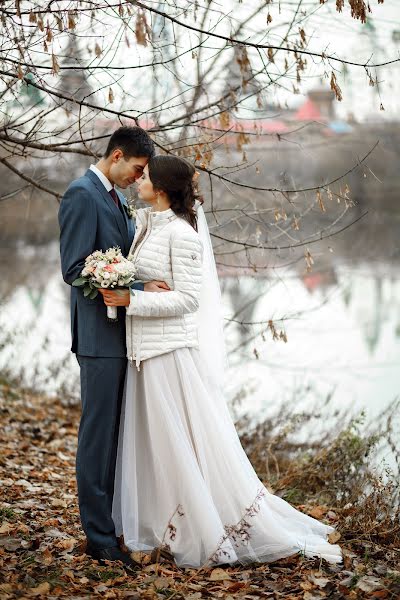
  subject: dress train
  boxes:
[112,347,342,568]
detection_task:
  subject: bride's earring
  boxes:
[155,192,160,210]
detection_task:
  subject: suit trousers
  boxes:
[75,354,127,550]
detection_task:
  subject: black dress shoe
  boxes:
[86,545,141,573]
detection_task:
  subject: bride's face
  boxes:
[136,164,157,204]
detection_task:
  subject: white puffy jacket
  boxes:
[125,206,203,370]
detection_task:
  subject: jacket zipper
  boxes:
[132,216,153,371]
[130,213,176,370]
[131,216,153,262]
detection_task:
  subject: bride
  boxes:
[99,154,342,569]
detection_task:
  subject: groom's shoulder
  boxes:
[64,171,92,194]
[61,172,99,207]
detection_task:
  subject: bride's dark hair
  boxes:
[148,154,203,230]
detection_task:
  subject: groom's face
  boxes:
[109,150,149,188]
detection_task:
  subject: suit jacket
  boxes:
[58,168,144,358]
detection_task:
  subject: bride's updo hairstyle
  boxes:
[148,154,203,231]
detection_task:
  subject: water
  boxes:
[0,232,399,487]
[222,266,400,423]
[1,242,398,428]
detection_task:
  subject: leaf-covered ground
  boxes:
[1,379,399,599]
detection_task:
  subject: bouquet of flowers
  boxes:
[72,246,138,322]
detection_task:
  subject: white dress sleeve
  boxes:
[126,229,203,318]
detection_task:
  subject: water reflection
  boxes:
[0,241,398,428]
[0,241,77,397]
[222,266,399,420]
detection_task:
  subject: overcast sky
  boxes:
[17,0,400,124]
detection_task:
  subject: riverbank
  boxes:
[0,376,399,599]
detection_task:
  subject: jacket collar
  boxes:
[136,206,177,230]
[85,168,128,209]
[149,207,176,223]
[89,164,113,192]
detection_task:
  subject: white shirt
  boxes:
[89,164,114,193]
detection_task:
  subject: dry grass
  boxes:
[236,398,400,569]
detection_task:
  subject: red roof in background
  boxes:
[96,100,333,142]
[257,120,288,133]
[192,118,289,133]
[294,98,322,121]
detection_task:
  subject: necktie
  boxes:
[109,187,119,207]
[109,187,126,219]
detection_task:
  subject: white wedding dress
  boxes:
[112,206,342,569]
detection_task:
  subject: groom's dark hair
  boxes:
[104,125,155,159]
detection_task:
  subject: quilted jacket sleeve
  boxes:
[126,229,203,317]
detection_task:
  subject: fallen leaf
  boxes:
[309,575,330,588]
[38,547,53,565]
[308,505,328,519]
[303,592,326,600]
[44,527,64,538]
[0,521,13,534]
[226,581,248,592]
[57,538,76,551]
[153,577,170,589]
[209,567,232,581]
[0,537,22,551]
[50,498,67,508]
[357,576,385,593]
[30,582,51,596]
[328,531,341,544]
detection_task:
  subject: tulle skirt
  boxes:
[112,347,342,568]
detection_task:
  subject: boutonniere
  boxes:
[124,190,138,220]
[123,202,137,220]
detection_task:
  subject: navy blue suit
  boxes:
[58,168,144,550]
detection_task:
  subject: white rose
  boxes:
[113,263,125,274]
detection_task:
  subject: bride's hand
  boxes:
[99,281,171,306]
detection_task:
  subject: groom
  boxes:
[58,126,169,572]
